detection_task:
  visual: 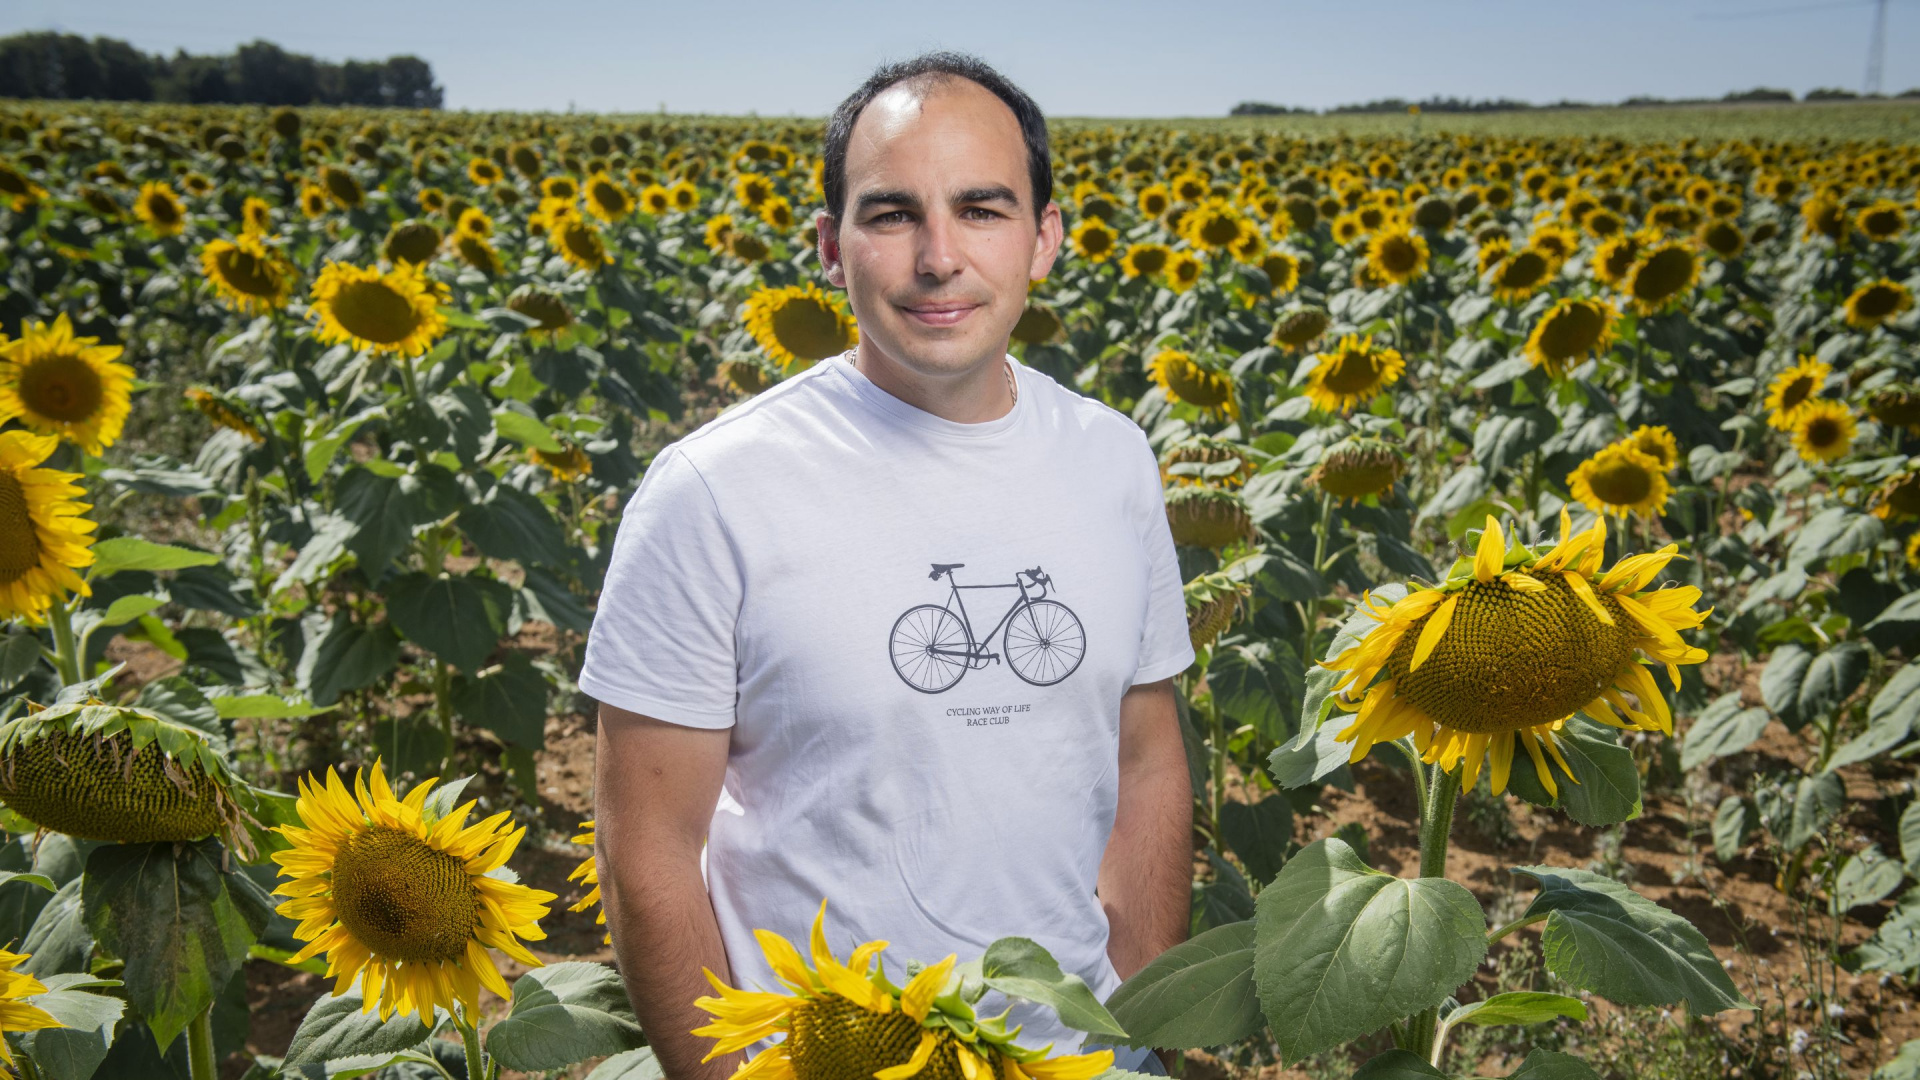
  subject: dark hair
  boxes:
[821,51,1052,225]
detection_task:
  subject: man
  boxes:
[582,51,1192,1078]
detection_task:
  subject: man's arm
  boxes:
[594,703,743,1080]
[1098,676,1192,982]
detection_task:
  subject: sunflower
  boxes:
[299,183,329,219]
[1259,249,1301,294]
[1011,303,1064,347]
[1568,444,1671,518]
[541,176,580,202]
[186,387,263,442]
[200,234,297,316]
[531,444,593,482]
[1069,218,1117,262]
[1856,200,1907,243]
[584,172,634,221]
[308,262,448,357]
[240,196,274,235]
[1870,467,1920,521]
[1137,183,1171,218]
[1271,305,1331,352]
[1488,248,1553,302]
[1304,334,1405,415]
[744,284,857,370]
[1181,197,1250,253]
[456,207,494,240]
[506,284,574,339]
[0,314,135,456]
[1120,243,1171,280]
[692,900,1113,1080]
[1322,512,1708,796]
[552,215,614,271]
[1589,233,1642,287]
[1621,241,1700,315]
[1524,297,1616,378]
[1160,434,1257,488]
[466,159,501,186]
[1763,355,1830,430]
[0,948,62,1077]
[320,166,365,210]
[1623,425,1680,472]
[1867,385,1920,433]
[1159,250,1202,294]
[1310,437,1406,503]
[1791,400,1856,464]
[567,820,609,943]
[385,221,444,266]
[0,431,95,623]
[759,196,794,230]
[134,181,186,236]
[1148,349,1237,421]
[1186,571,1252,653]
[1842,278,1913,330]
[0,162,48,213]
[1365,226,1429,286]
[669,181,701,212]
[271,762,556,1023]
[1909,533,1920,572]
[455,234,501,276]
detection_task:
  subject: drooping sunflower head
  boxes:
[1320,512,1709,796]
[1524,297,1616,379]
[719,357,776,396]
[1164,485,1256,550]
[0,313,136,456]
[1867,385,1920,434]
[308,261,449,358]
[1699,219,1745,260]
[1622,241,1700,315]
[1365,226,1429,286]
[186,387,264,442]
[1842,278,1914,330]
[1791,400,1856,465]
[134,181,186,236]
[383,220,444,266]
[530,444,593,482]
[200,234,298,316]
[1801,195,1848,241]
[0,698,251,851]
[1764,355,1831,431]
[454,233,501,277]
[506,284,575,338]
[1871,466,1920,521]
[1148,349,1237,421]
[1160,434,1257,489]
[1010,303,1064,347]
[1304,333,1405,415]
[1185,570,1252,653]
[1271,305,1331,352]
[320,165,365,209]
[1567,443,1671,519]
[692,899,1115,1080]
[271,761,557,1023]
[0,431,93,623]
[1310,437,1407,503]
[743,284,858,371]
[1623,425,1680,472]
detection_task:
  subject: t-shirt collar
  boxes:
[828,348,1028,441]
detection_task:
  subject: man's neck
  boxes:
[851,342,1016,424]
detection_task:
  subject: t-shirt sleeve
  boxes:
[577,445,742,728]
[1130,434,1196,686]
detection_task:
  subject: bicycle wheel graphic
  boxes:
[1004,599,1086,687]
[890,604,971,694]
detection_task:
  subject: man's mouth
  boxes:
[901,301,982,327]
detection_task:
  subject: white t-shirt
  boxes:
[579,348,1193,1067]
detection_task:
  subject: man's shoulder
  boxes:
[1020,362,1153,452]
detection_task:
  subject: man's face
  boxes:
[819,78,1062,379]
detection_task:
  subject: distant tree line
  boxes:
[1231,86,1920,116]
[0,33,442,108]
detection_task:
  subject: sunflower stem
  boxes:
[186,1003,217,1080]
[48,596,81,687]
[1418,762,1460,880]
[456,1010,488,1080]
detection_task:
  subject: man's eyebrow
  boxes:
[853,185,1023,215]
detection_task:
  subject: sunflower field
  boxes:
[0,97,1917,1080]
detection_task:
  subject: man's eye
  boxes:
[872,211,908,224]
[964,207,1000,220]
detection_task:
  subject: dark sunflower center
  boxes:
[144,193,181,223]
[771,298,848,362]
[331,281,421,345]
[787,995,969,1080]
[1323,349,1384,395]
[1131,248,1169,275]
[1199,215,1240,246]
[1588,455,1656,506]
[1853,285,1899,320]
[0,473,39,583]
[1805,416,1843,449]
[1276,312,1329,347]
[330,825,478,963]
[1377,237,1419,273]
[1632,248,1694,302]
[1538,303,1606,361]
[1081,228,1113,254]
[1498,251,1548,290]
[1388,577,1638,735]
[590,183,626,213]
[214,247,282,298]
[1781,376,1814,411]
[18,355,104,423]
[563,224,604,263]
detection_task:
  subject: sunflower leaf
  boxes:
[17,978,125,1080]
[486,961,646,1072]
[975,936,1129,1038]
[1103,920,1261,1051]
[1352,1049,1449,1080]
[283,989,443,1065]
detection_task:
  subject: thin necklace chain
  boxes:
[1005,359,1018,407]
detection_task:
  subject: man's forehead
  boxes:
[845,78,1024,177]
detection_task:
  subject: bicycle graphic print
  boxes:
[888,563,1087,694]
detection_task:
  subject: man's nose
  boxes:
[916,212,963,281]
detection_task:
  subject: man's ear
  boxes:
[817,211,846,288]
[1029,200,1065,281]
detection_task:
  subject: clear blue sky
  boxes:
[9,0,1918,116]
